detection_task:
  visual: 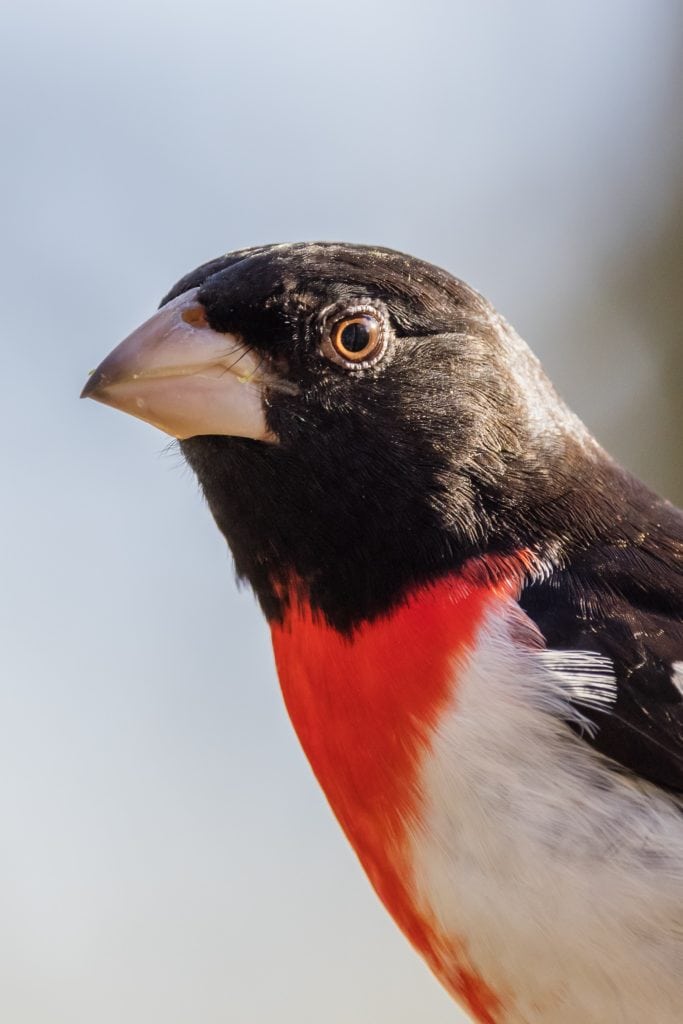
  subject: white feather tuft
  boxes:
[535,648,617,713]
[672,661,683,696]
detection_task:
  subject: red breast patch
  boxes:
[271,561,526,1023]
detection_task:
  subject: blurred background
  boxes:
[1,1,681,1021]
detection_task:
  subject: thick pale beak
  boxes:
[81,288,272,441]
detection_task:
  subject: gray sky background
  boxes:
[1,2,682,1022]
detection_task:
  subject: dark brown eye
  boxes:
[328,314,384,365]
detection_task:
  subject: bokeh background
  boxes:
[1,2,682,1022]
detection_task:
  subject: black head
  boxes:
[141,241,609,629]
[85,241,679,632]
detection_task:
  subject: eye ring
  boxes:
[322,308,387,368]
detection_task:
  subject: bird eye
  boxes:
[325,312,386,368]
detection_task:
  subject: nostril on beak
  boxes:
[181,305,209,328]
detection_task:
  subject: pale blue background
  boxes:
[1,2,682,1021]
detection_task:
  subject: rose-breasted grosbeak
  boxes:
[82,243,683,1024]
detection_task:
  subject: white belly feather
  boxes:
[411,602,683,1024]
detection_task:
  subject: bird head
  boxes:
[82,242,595,629]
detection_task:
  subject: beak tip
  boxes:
[80,367,108,400]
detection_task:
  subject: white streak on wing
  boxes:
[673,662,683,696]
[535,649,617,715]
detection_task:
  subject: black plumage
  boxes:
[168,243,683,795]
[99,241,683,795]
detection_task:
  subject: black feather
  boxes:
[163,242,683,792]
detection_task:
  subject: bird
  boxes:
[82,242,683,1024]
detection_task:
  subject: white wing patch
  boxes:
[673,661,683,696]
[535,649,617,713]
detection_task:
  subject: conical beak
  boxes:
[81,288,272,441]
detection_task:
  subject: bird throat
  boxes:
[270,562,525,1023]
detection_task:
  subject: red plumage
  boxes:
[272,567,522,1022]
